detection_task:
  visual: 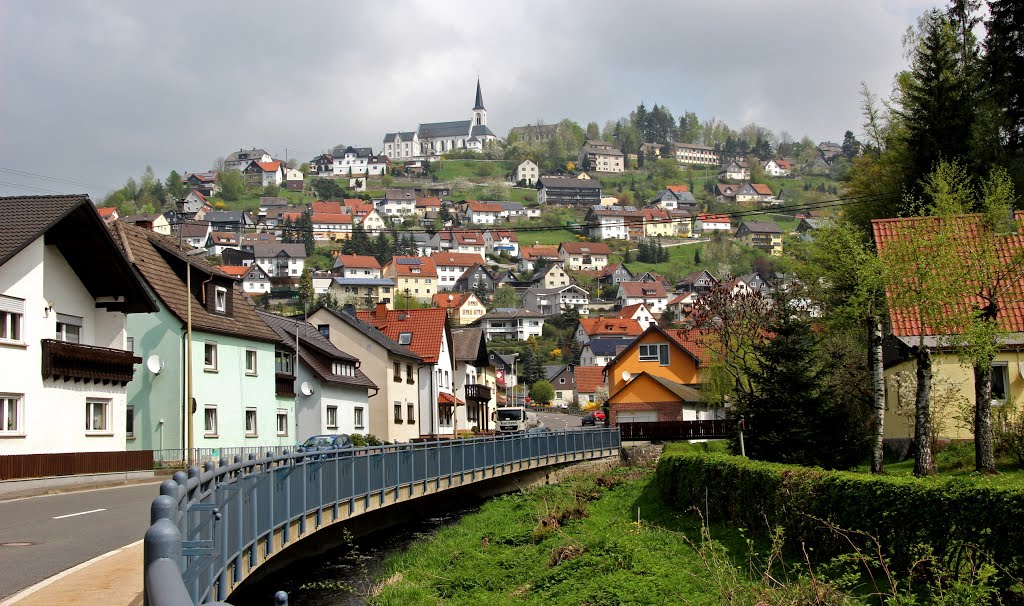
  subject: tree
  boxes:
[530,380,555,406]
[217,170,244,202]
[841,130,862,160]
[984,0,1024,151]
[297,268,314,310]
[492,285,520,309]
[586,121,600,140]
[311,178,345,200]
[165,170,186,200]
[735,310,871,468]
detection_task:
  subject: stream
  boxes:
[229,504,480,606]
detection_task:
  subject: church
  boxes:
[382,79,497,160]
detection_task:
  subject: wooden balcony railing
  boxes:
[40,339,140,386]
[275,372,296,398]
[464,383,491,403]
[617,419,734,441]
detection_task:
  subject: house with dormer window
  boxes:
[254,243,306,278]
[559,241,610,271]
[382,256,437,303]
[432,252,485,291]
[523,284,591,317]
[484,230,520,258]
[0,196,156,455]
[617,281,669,313]
[111,223,290,455]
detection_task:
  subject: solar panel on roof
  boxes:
[396,258,420,265]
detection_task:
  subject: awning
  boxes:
[438,392,465,406]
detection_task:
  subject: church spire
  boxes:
[473,78,485,110]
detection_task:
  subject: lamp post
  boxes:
[184,248,208,467]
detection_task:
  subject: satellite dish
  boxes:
[621,370,631,382]
[147,355,164,375]
[448,294,454,301]
[299,382,314,397]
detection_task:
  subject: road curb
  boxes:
[0,540,144,606]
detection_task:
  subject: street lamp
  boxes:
[184,247,208,467]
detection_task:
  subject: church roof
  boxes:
[474,78,485,110]
[383,131,416,142]
[417,120,472,139]
[471,124,496,138]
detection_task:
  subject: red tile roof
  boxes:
[616,303,647,319]
[575,366,606,394]
[521,245,559,260]
[356,307,448,363]
[312,200,343,214]
[751,184,774,196]
[312,212,353,224]
[487,230,517,241]
[217,265,249,277]
[96,207,117,218]
[560,241,611,255]
[619,281,668,298]
[775,159,792,170]
[467,201,503,213]
[666,184,689,193]
[385,256,438,277]
[578,318,643,337]
[256,161,282,173]
[191,190,208,202]
[698,214,731,224]
[416,196,442,208]
[432,252,483,267]
[335,254,380,269]
[664,328,714,366]
[433,292,471,309]
[438,392,465,405]
[642,208,671,221]
[210,232,237,244]
[873,212,1024,337]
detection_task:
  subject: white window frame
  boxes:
[204,406,218,437]
[245,407,258,437]
[276,409,288,436]
[126,404,135,439]
[638,343,670,365]
[245,349,258,376]
[394,401,402,423]
[56,313,83,344]
[204,342,218,371]
[0,393,24,435]
[326,405,338,429]
[214,286,227,313]
[85,398,112,435]
[354,407,365,430]
[992,362,1010,403]
[0,296,25,345]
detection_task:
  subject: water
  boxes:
[230,505,479,606]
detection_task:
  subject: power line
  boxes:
[0,167,119,193]
[0,179,75,195]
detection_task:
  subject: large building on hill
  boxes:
[382,79,497,160]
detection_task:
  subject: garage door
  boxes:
[618,411,658,423]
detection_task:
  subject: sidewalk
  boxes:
[0,541,143,606]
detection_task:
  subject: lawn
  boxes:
[433,159,517,182]
[519,228,580,247]
[211,188,312,212]
[613,241,705,283]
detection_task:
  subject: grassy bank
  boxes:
[366,467,843,606]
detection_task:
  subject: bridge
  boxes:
[143,428,620,605]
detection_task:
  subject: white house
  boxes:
[258,312,377,440]
[242,160,284,187]
[0,195,156,455]
[523,284,591,317]
[225,148,272,172]
[695,214,732,233]
[332,254,382,279]
[719,161,750,180]
[483,230,520,258]
[432,252,483,291]
[311,146,389,178]
[616,281,669,313]
[177,221,212,249]
[672,142,719,166]
[558,241,611,272]
[615,303,656,331]
[477,308,545,341]
[585,208,638,241]
[515,159,539,185]
[254,243,306,278]
[764,158,792,177]
[465,202,502,225]
[377,189,416,217]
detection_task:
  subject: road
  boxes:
[535,409,595,431]
[0,482,159,599]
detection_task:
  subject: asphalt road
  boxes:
[0,482,160,599]
[535,409,597,431]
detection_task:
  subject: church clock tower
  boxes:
[472,78,487,127]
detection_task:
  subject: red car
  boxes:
[594,411,607,421]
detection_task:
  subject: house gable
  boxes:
[605,325,702,396]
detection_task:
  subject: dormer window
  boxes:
[398,332,412,345]
[214,287,227,313]
[332,362,355,377]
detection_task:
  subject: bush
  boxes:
[656,448,1024,593]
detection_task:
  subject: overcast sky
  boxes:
[0,0,939,200]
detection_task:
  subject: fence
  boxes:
[144,428,619,606]
[153,447,293,468]
[617,420,733,441]
[0,450,154,480]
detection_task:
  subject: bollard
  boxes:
[151,494,178,525]
[172,470,188,486]
[274,590,289,605]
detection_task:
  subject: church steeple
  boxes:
[473,78,485,110]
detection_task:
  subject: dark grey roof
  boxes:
[544,364,567,381]
[481,308,545,320]
[418,120,472,139]
[473,79,485,110]
[470,124,496,138]
[253,242,307,258]
[204,210,248,223]
[332,277,395,286]
[226,148,269,161]
[383,132,416,142]
[314,306,421,361]
[257,311,377,389]
[495,201,524,211]
[738,221,783,234]
[537,177,603,190]
[586,337,635,356]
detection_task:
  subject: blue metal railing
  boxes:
[144,428,620,605]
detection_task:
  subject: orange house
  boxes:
[604,325,721,424]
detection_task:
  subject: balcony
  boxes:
[40,339,140,386]
[464,383,491,403]
[275,372,296,398]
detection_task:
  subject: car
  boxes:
[555,402,569,409]
[526,426,551,433]
[581,413,597,426]
[301,434,354,458]
[593,411,606,422]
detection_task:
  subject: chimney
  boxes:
[343,303,356,317]
[375,302,388,321]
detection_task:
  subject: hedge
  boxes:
[656,448,1024,581]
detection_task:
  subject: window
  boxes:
[993,363,1010,402]
[326,405,338,429]
[0,296,25,344]
[318,324,330,338]
[406,364,414,384]
[559,377,566,384]
[638,343,670,365]
[85,398,111,434]
[394,402,403,423]
[393,361,402,382]
[214,286,227,313]
[245,349,258,375]
[444,370,450,388]
[333,362,355,377]
[126,405,135,439]
[407,403,415,423]
[56,314,82,344]
[126,337,135,353]
[275,350,293,375]
[276,410,288,436]
[1,394,23,434]
[204,406,218,436]
[204,343,218,371]
[354,407,365,430]
[245,408,258,437]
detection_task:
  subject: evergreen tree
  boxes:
[346,223,372,256]
[372,232,392,264]
[694,248,702,265]
[984,0,1024,151]
[281,217,295,243]
[297,269,314,310]
[300,210,315,256]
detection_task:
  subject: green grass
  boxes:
[433,159,517,182]
[518,228,579,246]
[617,242,704,282]
[211,188,312,212]
[367,468,780,606]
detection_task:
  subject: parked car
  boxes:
[527,426,552,433]
[594,411,606,422]
[581,411,606,427]
[301,434,354,458]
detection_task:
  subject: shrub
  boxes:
[656,448,1024,593]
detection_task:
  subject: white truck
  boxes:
[495,406,539,433]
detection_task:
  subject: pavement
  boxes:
[0,480,164,605]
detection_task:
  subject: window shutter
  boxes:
[0,295,25,314]
[56,313,83,326]
[225,283,234,316]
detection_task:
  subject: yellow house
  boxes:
[642,208,676,237]
[433,292,487,326]
[604,325,722,424]
[382,256,437,303]
[735,221,783,256]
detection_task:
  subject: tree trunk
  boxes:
[870,318,886,474]
[974,362,997,473]
[913,347,935,476]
